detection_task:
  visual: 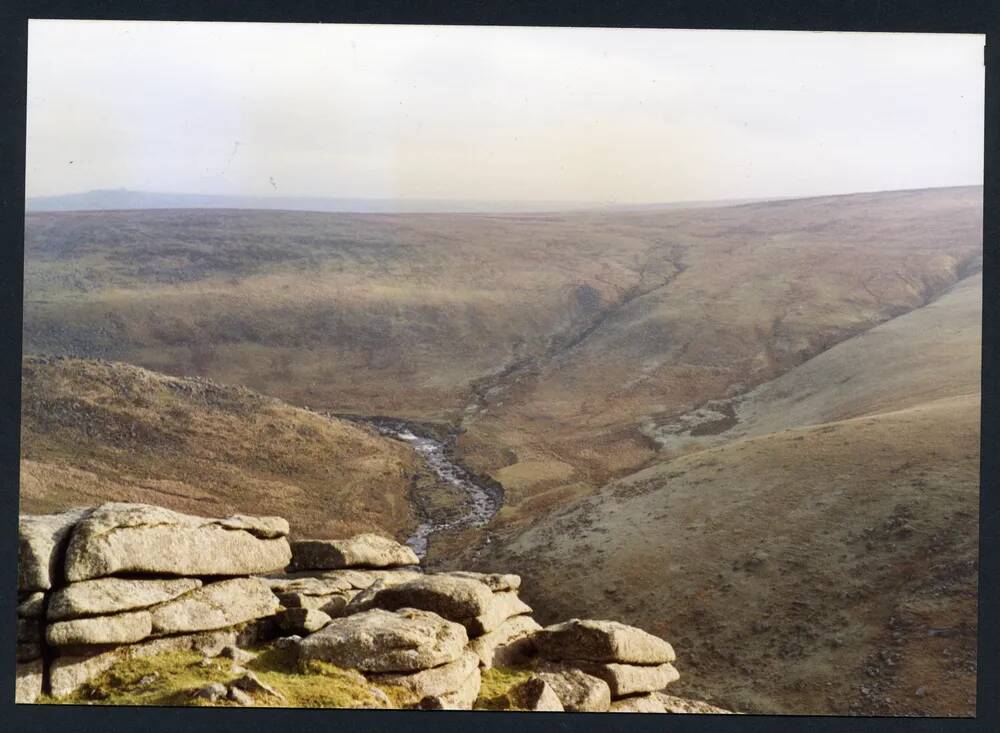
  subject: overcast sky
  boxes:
[26,21,984,204]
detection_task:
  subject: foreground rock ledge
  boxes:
[64,503,291,581]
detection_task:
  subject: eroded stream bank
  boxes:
[335,415,503,558]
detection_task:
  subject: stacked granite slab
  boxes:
[263,535,422,634]
[16,503,291,701]
[16,508,93,703]
[356,571,540,673]
[532,619,680,713]
[299,607,479,709]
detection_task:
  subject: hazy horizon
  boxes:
[26,22,984,203]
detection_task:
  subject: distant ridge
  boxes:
[25,188,783,215]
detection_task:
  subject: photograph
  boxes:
[15,19,984,716]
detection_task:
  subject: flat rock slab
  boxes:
[368,575,494,624]
[610,693,668,713]
[48,577,202,620]
[298,608,467,673]
[508,676,564,711]
[440,571,521,592]
[369,651,479,702]
[534,619,676,665]
[418,667,481,710]
[569,661,679,697]
[19,508,91,591]
[64,503,291,581]
[276,607,332,634]
[50,628,238,698]
[47,609,153,647]
[468,614,541,668]
[150,577,279,634]
[291,535,419,570]
[15,659,44,704]
[536,665,611,712]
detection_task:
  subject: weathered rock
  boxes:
[274,635,303,653]
[262,574,354,595]
[536,665,612,712]
[231,671,285,701]
[656,693,736,714]
[47,610,153,646]
[276,607,332,634]
[468,614,541,668]
[17,592,46,618]
[508,676,564,711]
[341,578,391,617]
[534,619,675,665]
[19,508,90,591]
[298,608,467,673]
[227,686,254,706]
[291,535,419,570]
[610,693,667,713]
[263,567,422,591]
[191,682,228,702]
[415,667,481,710]
[369,651,479,702]
[150,578,279,634]
[569,661,680,697]
[441,571,521,592]
[50,628,238,697]
[216,514,289,539]
[64,503,292,581]
[219,645,258,664]
[15,659,44,704]
[48,577,202,620]
[276,591,355,617]
[368,575,494,626]
[465,591,533,636]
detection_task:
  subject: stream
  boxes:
[347,417,503,558]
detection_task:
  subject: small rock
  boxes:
[231,671,285,701]
[219,645,258,664]
[191,682,228,702]
[277,607,332,635]
[508,676,564,711]
[227,686,254,706]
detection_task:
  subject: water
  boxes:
[352,417,502,558]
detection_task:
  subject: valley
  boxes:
[19,185,983,715]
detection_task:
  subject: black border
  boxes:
[1,2,996,732]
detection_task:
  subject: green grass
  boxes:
[42,646,390,708]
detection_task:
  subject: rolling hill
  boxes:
[19,355,442,540]
[466,273,981,716]
[22,186,984,524]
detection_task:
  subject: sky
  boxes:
[26,21,985,204]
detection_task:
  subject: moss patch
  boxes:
[42,645,389,709]
[475,666,536,710]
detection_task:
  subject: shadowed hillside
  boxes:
[19,356,441,540]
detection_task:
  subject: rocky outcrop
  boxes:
[290,535,418,570]
[64,503,291,580]
[18,501,691,713]
[533,619,681,712]
[298,608,468,673]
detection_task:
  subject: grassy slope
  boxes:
[469,274,981,716]
[23,188,983,518]
[19,356,429,540]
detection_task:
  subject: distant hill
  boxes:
[24,188,775,214]
[19,355,436,540]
